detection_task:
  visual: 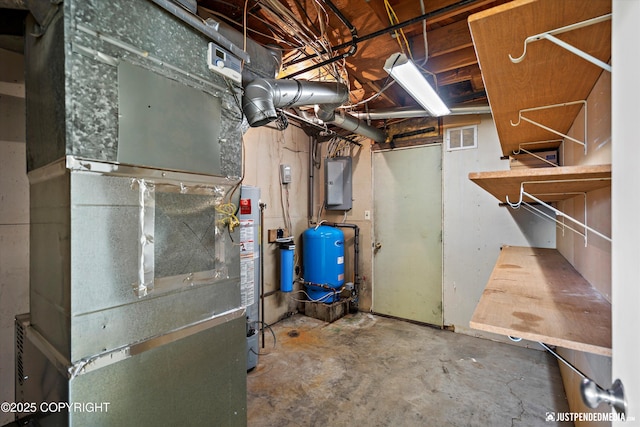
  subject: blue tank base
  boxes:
[305,285,341,303]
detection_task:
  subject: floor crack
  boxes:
[507,377,525,427]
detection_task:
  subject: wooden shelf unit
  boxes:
[466,0,613,356]
[468,164,611,204]
[470,246,611,356]
[468,0,611,157]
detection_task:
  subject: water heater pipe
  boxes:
[259,202,266,348]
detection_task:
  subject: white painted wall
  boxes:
[0,48,29,426]
[442,115,556,345]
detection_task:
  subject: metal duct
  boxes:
[243,78,349,127]
[243,78,386,142]
[352,105,492,120]
[147,0,249,62]
[316,106,386,143]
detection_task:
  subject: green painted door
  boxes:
[372,144,443,326]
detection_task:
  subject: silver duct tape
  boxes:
[132,179,155,297]
[70,308,245,378]
[66,156,241,188]
[151,268,230,295]
[23,308,245,380]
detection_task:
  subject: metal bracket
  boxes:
[511,101,588,155]
[505,178,612,246]
[509,14,612,72]
[511,139,563,168]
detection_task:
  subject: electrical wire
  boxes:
[384,0,413,60]
[216,202,240,232]
[200,6,299,48]
[249,320,277,352]
[288,289,335,303]
[418,0,429,65]
[339,79,396,110]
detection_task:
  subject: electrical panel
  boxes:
[325,156,352,210]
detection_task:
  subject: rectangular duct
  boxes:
[20,0,257,424]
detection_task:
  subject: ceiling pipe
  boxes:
[243,78,349,127]
[351,105,492,120]
[243,78,386,142]
[283,0,476,75]
[316,106,386,143]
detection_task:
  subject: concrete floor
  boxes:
[247,313,571,426]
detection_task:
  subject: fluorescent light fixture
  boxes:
[383,53,450,117]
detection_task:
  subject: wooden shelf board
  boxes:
[468,0,611,156]
[468,164,611,203]
[470,246,611,356]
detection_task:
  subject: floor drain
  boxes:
[288,330,299,338]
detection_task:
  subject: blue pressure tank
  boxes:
[302,225,345,303]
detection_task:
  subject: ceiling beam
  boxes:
[363,0,394,27]
[425,46,478,74]
[385,0,499,32]
[406,18,473,64]
[436,63,480,86]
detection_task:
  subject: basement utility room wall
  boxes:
[0,48,29,427]
[442,115,555,341]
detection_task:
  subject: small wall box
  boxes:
[280,164,292,184]
[207,42,242,83]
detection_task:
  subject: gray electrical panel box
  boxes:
[325,156,352,210]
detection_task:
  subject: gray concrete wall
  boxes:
[0,48,29,426]
[442,115,556,344]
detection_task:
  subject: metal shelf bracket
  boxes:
[505,178,612,246]
[510,101,588,155]
[511,140,563,168]
[509,14,612,72]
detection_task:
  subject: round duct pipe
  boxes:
[243,78,349,127]
[319,109,386,143]
[352,105,491,120]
